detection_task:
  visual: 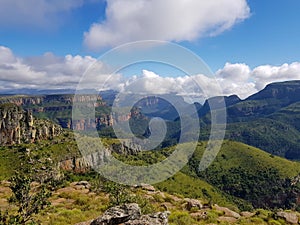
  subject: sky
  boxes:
[0,0,300,101]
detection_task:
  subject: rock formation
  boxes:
[76,203,170,225]
[58,141,142,173]
[0,103,62,145]
[58,157,91,174]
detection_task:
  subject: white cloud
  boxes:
[252,62,300,90]
[0,46,17,63]
[216,62,300,99]
[0,0,98,28]
[84,0,250,50]
[216,62,251,82]
[1,46,300,102]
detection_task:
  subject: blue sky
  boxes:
[0,0,300,99]
[1,0,299,71]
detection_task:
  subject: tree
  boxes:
[1,152,60,224]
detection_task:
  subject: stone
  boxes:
[76,204,170,225]
[185,198,203,211]
[125,211,170,225]
[190,211,208,220]
[241,211,255,218]
[139,183,156,192]
[277,211,298,224]
[214,205,240,219]
[90,203,141,225]
[76,181,91,189]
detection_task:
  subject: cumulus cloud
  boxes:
[0,0,98,28]
[0,46,98,90]
[252,62,300,90]
[84,0,250,50]
[216,62,300,99]
[1,46,300,102]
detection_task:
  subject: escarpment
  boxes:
[0,103,62,145]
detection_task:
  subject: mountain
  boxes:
[188,141,300,209]
[197,80,300,160]
[1,80,300,160]
[198,94,241,117]
[227,80,300,122]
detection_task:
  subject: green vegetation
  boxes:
[189,141,300,209]
[1,138,300,224]
[0,154,60,224]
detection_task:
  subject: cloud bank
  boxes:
[84,0,250,50]
[1,46,300,101]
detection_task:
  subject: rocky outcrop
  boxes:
[0,94,105,107]
[0,95,110,130]
[72,114,114,131]
[214,204,240,219]
[0,103,62,145]
[125,211,170,225]
[58,141,141,173]
[76,203,170,225]
[111,140,142,155]
[58,157,91,173]
[185,198,203,211]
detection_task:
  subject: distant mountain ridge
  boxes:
[1,80,300,159]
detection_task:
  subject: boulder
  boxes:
[125,211,170,225]
[185,198,203,211]
[139,183,156,192]
[90,203,141,225]
[277,211,298,224]
[214,205,240,219]
[190,211,208,220]
[76,203,170,225]
[240,211,255,218]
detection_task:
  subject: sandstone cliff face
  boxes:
[58,141,141,173]
[0,95,105,107]
[0,103,62,145]
[71,114,115,131]
[58,157,91,174]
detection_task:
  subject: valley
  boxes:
[1,80,300,224]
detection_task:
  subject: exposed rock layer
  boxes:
[0,103,61,145]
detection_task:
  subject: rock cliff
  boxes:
[0,103,62,145]
[58,140,142,173]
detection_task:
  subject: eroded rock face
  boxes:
[0,103,62,145]
[111,140,142,155]
[76,203,170,225]
[58,157,91,173]
[59,141,142,173]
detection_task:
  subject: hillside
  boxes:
[2,80,300,160]
[196,80,300,160]
[1,137,300,224]
[189,141,300,209]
